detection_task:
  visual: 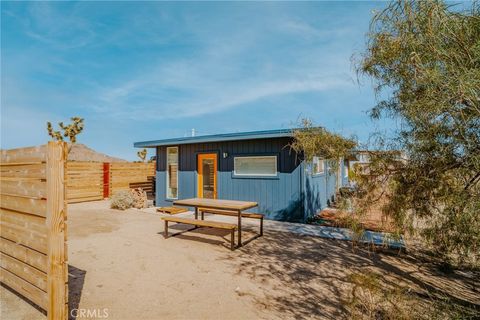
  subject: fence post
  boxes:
[103,162,110,198]
[46,141,67,320]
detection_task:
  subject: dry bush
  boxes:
[345,271,479,320]
[131,188,148,209]
[346,272,419,320]
[110,191,134,210]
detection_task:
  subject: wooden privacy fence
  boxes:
[110,162,155,195]
[67,162,155,203]
[0,142,68,320]
[67,161,104,203]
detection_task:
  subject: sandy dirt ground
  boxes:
[2,200,478,320]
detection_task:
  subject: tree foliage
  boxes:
[290,118,357,169]
[47,117,84,143]
[357,0,480,266]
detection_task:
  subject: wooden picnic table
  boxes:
[173,198,258,247]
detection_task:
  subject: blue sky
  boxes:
[1,1,392,160]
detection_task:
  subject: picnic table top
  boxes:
[173,198,258,211]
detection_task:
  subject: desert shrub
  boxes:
[346,271,422,320]
[345,271,478,320]
[131,188,147,209]
[110,191,134,210]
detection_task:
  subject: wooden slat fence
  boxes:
[0,142,68,320]
[110,162,155,195]
[67,162,155,203]
[67,162,103,203]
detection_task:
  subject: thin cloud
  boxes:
[12,2,98,50]
[281,20,353,40]
[97,76,352,120]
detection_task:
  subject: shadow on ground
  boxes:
[68,265,86,320]
[223,230,480,319]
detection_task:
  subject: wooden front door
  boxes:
[197,153,217,199]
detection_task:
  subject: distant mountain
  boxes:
[68,143,127,162]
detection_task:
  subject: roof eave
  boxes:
[134,130,294,148]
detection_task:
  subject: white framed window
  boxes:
[233,156,277,177]
[166,147,178,199]
[312,156,324,175]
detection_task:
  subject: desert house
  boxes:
[134,129,349,222]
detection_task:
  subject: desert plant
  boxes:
[47,117,84,143]
[289,118,357,193]
[137,148,147,162]
[346,271,420,320]
[110,191,134,210]
[290,118,357,165]
[356,0,480,267]
[131,188,148,209]
[345,270,479,320]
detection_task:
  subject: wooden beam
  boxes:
[0,161,45,166]
[46,141,67,320]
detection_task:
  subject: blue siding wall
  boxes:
[155,171,166,204]
[302,162,339,220]
[155,137,306,222]
[155,137,344,222]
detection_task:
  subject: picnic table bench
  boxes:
[198,208,263,236]
[157,206,188,215]
[161,198,260,249]
[162,216,237,250]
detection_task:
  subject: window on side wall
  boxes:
[166,147,178,199]
[233,156,277,177]
[312,156,324,175]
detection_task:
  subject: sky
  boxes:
[1,1,393,161]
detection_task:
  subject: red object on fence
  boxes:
[103,162,110,198]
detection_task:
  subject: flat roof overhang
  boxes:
[134,128,294,148]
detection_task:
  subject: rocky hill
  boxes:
[67,144,127,162]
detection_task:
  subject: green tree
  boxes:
[290,118,357,192]
[357,0,480,266]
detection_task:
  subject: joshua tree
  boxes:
[137,148,147,162]
[47,117,84,143]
